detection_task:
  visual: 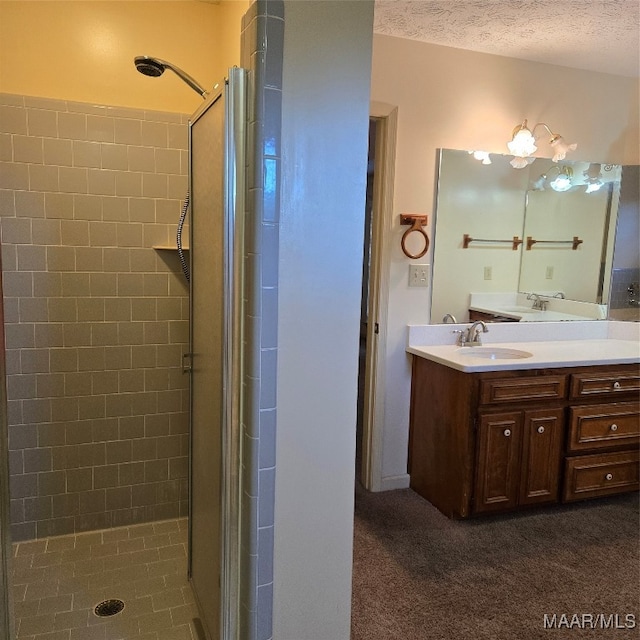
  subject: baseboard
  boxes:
[379,473,410,492]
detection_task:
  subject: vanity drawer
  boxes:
[563,450,639,502]
[480,375,567,405]
[570,370,640,399]
[567,402,640,452]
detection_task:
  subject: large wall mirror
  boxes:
[430,149,640,323]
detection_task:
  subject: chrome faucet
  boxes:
[442,313,457,324]
[467,320,489,345]
[453,320,489,346]
[527,292,548,311]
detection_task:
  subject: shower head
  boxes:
[134,56,208,99]
[134,56,164,78]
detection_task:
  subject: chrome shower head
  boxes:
[134,56,208,99]
[134,56,165,78]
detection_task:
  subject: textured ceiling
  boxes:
[374,0,640,77]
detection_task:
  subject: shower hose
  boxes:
[177,192,190,283]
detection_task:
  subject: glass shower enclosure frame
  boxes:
[187,67,246,640]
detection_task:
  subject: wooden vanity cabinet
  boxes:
[475,407,564,514]
[468,310,518,323]
[408,357,640,519]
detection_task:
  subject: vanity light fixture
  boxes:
[507,119,577,169]
[468,150,492,164]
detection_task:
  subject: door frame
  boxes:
[360,103,397,491]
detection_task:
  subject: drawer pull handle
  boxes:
[537,426,545,434]
[605,473,613,481]
[504,429,511,437]
[613,381,621,390]
[610,423,618,432]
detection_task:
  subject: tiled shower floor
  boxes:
[11,518,202,640]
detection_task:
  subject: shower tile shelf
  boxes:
[153,244,189,251]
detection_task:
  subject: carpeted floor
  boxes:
[351,485,640,640]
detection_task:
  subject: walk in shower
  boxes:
[0,64,246,637]
[0,1,284,636]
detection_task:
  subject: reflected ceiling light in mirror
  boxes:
[531,174,547,191]
[468,150,492,164]
[549,166,573,192]
[533,165,574,192]
[584,163,604,193]
[507,119,577,168]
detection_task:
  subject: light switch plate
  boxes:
[409,264,430,287]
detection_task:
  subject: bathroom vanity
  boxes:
[407,323,640,519]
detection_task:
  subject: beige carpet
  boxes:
[351,485,639,640]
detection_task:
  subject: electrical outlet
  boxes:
[409,264,430,287]
[483,266,492,280]
[546,266,554,280]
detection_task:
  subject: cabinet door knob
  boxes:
[605,473,613,481]
[537,426,545,434]
[503,429,511,437]
[613,381,621,389]
[610,423,618,432]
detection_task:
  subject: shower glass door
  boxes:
[188,69,246,640]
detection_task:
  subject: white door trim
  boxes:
[361,102,397,492]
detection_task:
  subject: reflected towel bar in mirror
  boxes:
[526,236,583,250]
[462,234,523,250]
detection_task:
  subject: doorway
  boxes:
[356,107,397,492]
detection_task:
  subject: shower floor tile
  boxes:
[11,518,203,640]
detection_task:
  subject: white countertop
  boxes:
[468,292,607,322]
[468,304,596,322]
[406,320,640,373]
[407,339,640,372]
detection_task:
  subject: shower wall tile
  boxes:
[0,92,190,541]
[240,2,283,639]
[610,268,640,308]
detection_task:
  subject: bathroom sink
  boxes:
[456,347,533,360]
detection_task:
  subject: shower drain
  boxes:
[94,599,125,617]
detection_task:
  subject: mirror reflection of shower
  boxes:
[134,55,209,98]
[134,55,210,282]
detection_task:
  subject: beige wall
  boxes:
[370,34,640,488]
[0,0,248,114]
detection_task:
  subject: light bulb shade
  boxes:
[510,156,535,169]
[550,172,572,192]
[532,175,547,191]
[584,163,602,179]
[583,163,604,193]
[550,136,577,162]
[507,127,537,157]
[471,150,492,164]
[585,180,603,193]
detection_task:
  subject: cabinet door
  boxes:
[519,408,564,506]
[474,412,522,513]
